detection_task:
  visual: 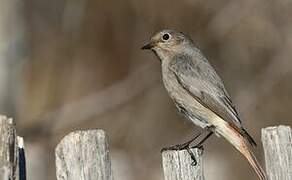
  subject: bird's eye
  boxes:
[162,33,170,41]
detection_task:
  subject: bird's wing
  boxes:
[169,54,257,147]
[169,54,242,128]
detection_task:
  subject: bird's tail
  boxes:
[216,120,267,180]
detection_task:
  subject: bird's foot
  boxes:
[185,147,199,166]
[161,143,202,166]
[187,145,204,166]
[160,142,190,152]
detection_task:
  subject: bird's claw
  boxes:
[185,147,199,166]
[189,145,204,166]
[161,144,203,166]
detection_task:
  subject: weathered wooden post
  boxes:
[262,125,292,180]
[162,148,204,180]
[0,115,26,180]
[55,129,114,180]
[0,116,17,180]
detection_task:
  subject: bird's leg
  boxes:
[180,131,214,166]
[188,126,215,166]
[161,129,204,152]
[161,126,215,165]
[161,125,214,152]
[187,131,214,166]
[186,147,198,166]
[191,131,214,149]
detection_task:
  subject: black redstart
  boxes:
[142,29,266,180]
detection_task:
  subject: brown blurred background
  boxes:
[1,0,292,179]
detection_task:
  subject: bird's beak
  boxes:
[141,41,155,50]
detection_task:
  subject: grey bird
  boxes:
[142,29,267,180]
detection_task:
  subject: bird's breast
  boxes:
[161,65,184,99]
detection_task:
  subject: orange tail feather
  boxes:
[217,122,267,180]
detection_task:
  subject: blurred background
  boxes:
[0,0,292,179]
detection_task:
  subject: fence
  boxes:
[0,115,291,180]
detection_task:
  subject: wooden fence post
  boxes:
[55,129,114,180]
[0,116,17,180]
[261,125,292,180]
[0,115,26,180]
[162,148,204,180]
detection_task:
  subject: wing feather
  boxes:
[169,54,242,127]
[169,54,257,147]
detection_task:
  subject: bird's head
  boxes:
[142,29,194,59]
